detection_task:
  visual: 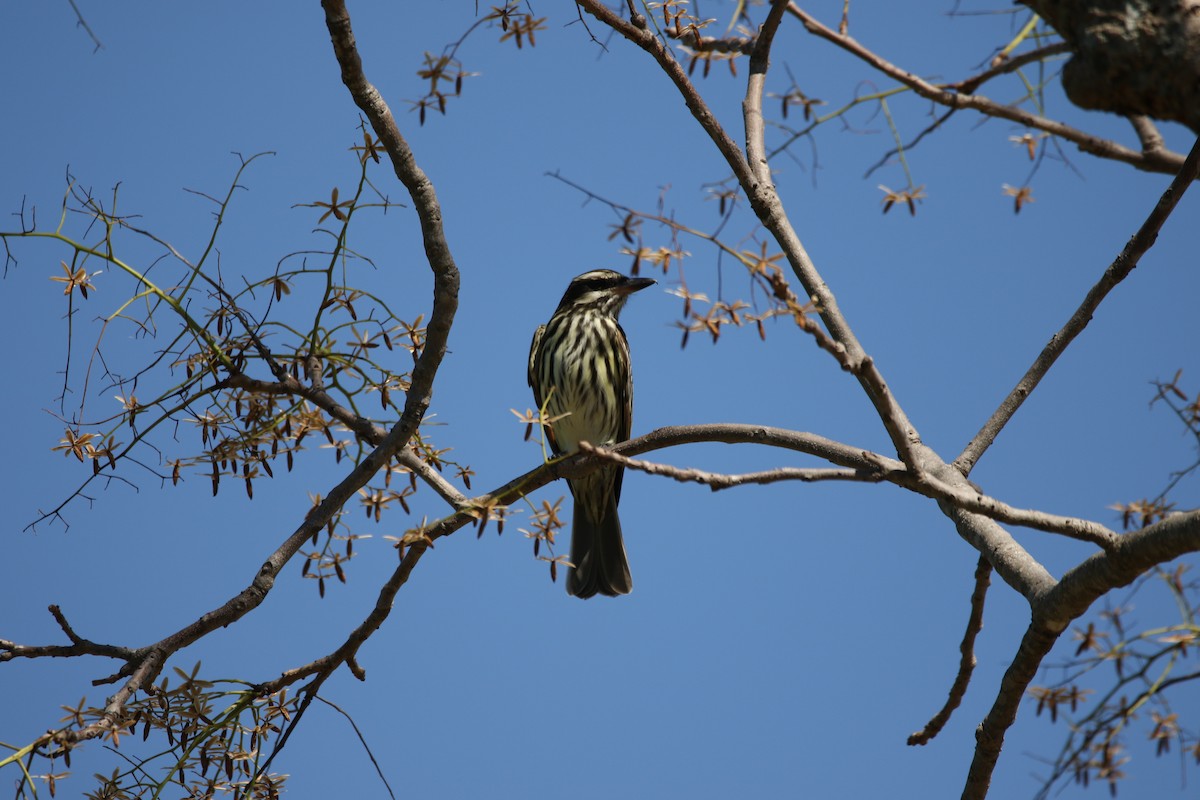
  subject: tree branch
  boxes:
[953,43,1072,95]
[908,556,991,746]
[0,605,136,664]
[66,0,103,52]
[604,429,1118,547]
[1128,115,1167,157]
[579,441,881,489]
[322,0,460,451]
[963,621,1060,800]
[916,467,1118,548]
[743,0,790,187]
[938,500,1057,604]
[963,508,1200,797]
[956,134,1200,474]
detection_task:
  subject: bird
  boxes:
[528,269,655,598]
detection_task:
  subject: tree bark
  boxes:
[1023,0,1200,131]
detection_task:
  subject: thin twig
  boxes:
[908,556,991,745]
[953,42,1071,94]
[786,4,1188,176]
[314,695,396,800]
[66,0,103,52]
[0,605,137,664]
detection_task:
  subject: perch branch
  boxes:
[579,441,882,489]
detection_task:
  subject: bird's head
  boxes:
[554,269,655,316]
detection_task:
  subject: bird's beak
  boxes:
[619,277,656,294]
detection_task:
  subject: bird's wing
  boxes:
[616,324,633,444]
[528,322,560,454]
[612,322,634,504]
[527,323,545,398]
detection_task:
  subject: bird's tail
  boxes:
[567,494,632,598]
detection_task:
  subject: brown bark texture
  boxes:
[1023,0,1200,131]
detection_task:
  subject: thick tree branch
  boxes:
[963,508,1200,797]
[956,134,1200,474]
[322,0,460,451]
[939,501,1057,604]
[1040,509,1200,628]
[963,621,1059,800]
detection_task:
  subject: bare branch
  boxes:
[1128,114,1167,157]
[963,621,1060,800]
[939,501,1057,604]
[578,440,881,489]
[66,0,103,52]
[0,605,136,664]
[743,0,790,186]
[956,134,1200,473]
[322,0,460,449]
[953,42,1072,94]
[618,426,1116,547]
[617,423,902,473]
[909,557,991,746]
[917,468,1118,548]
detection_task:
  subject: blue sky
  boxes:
[2,2,1198,798]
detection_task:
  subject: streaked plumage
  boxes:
[528,270,654,598]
